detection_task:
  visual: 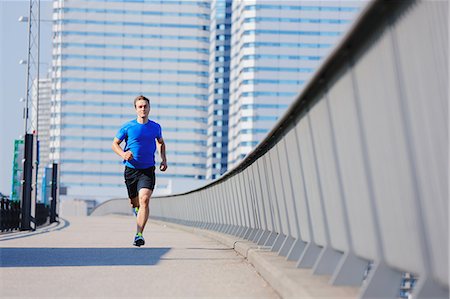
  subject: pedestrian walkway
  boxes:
[0,215,278,298]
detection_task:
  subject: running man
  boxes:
[112,95,167,247]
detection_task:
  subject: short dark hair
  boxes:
[134,95,150,107]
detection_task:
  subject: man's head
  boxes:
[134,95,150,119]
[134,95,150,108]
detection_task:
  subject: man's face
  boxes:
[135,99,150,118]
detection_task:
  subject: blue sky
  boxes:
[0,0,52,195]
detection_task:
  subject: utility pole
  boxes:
[20,0,40,231]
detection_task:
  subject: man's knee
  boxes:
[138,189,152,206]
[139,197,150,208]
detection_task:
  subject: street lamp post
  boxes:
[19,0,40,231]
[20,6,58,226]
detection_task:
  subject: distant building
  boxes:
[33,77,52,201]
[227,1,363,168]
[50,0,210,201]
[206,0,233,180]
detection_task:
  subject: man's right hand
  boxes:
[122,151,133,161]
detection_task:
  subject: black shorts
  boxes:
[124,166,156,199]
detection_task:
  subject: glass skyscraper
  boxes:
[227,1,363,168]
[33,77,52,197]
[49,0,363,200]
[206,0,232,180]
[51,0,210,200]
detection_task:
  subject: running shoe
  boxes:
[133,233,145,247]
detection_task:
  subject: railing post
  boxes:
[0,197,5,231]
[20,133,34,231]
[50,163,58,223]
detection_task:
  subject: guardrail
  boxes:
[0,196,52,232]
[0,196,21,232]
[0,162,59,232]
[90,198,133,216]
[149,0,448,298]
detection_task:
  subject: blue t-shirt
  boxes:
[115,119,162,169]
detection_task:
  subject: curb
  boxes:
[151,220,360,299]
[0,218,70,242]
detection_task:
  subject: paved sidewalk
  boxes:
[155,221,360,299]
[0,215,279,298]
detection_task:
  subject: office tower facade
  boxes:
[227,1,363,168]
[51,0,210,200]
[206,0,232,180]
[33,77,52,200]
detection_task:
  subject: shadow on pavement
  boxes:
[0,247,171,267]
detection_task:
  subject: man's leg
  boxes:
[130,196,139,218]
[125,166,139,212]
[130,196,139,208]
[136,188,152,234]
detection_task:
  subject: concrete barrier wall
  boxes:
[90,198,132,216]
[98,1,448,298]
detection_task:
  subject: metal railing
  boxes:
[0,195,53,232]
[0,195,21,232]
[0,162,59,232]
[149,0,448,298]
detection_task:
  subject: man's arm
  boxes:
[157,137,167,171]
[112,137,133,161]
